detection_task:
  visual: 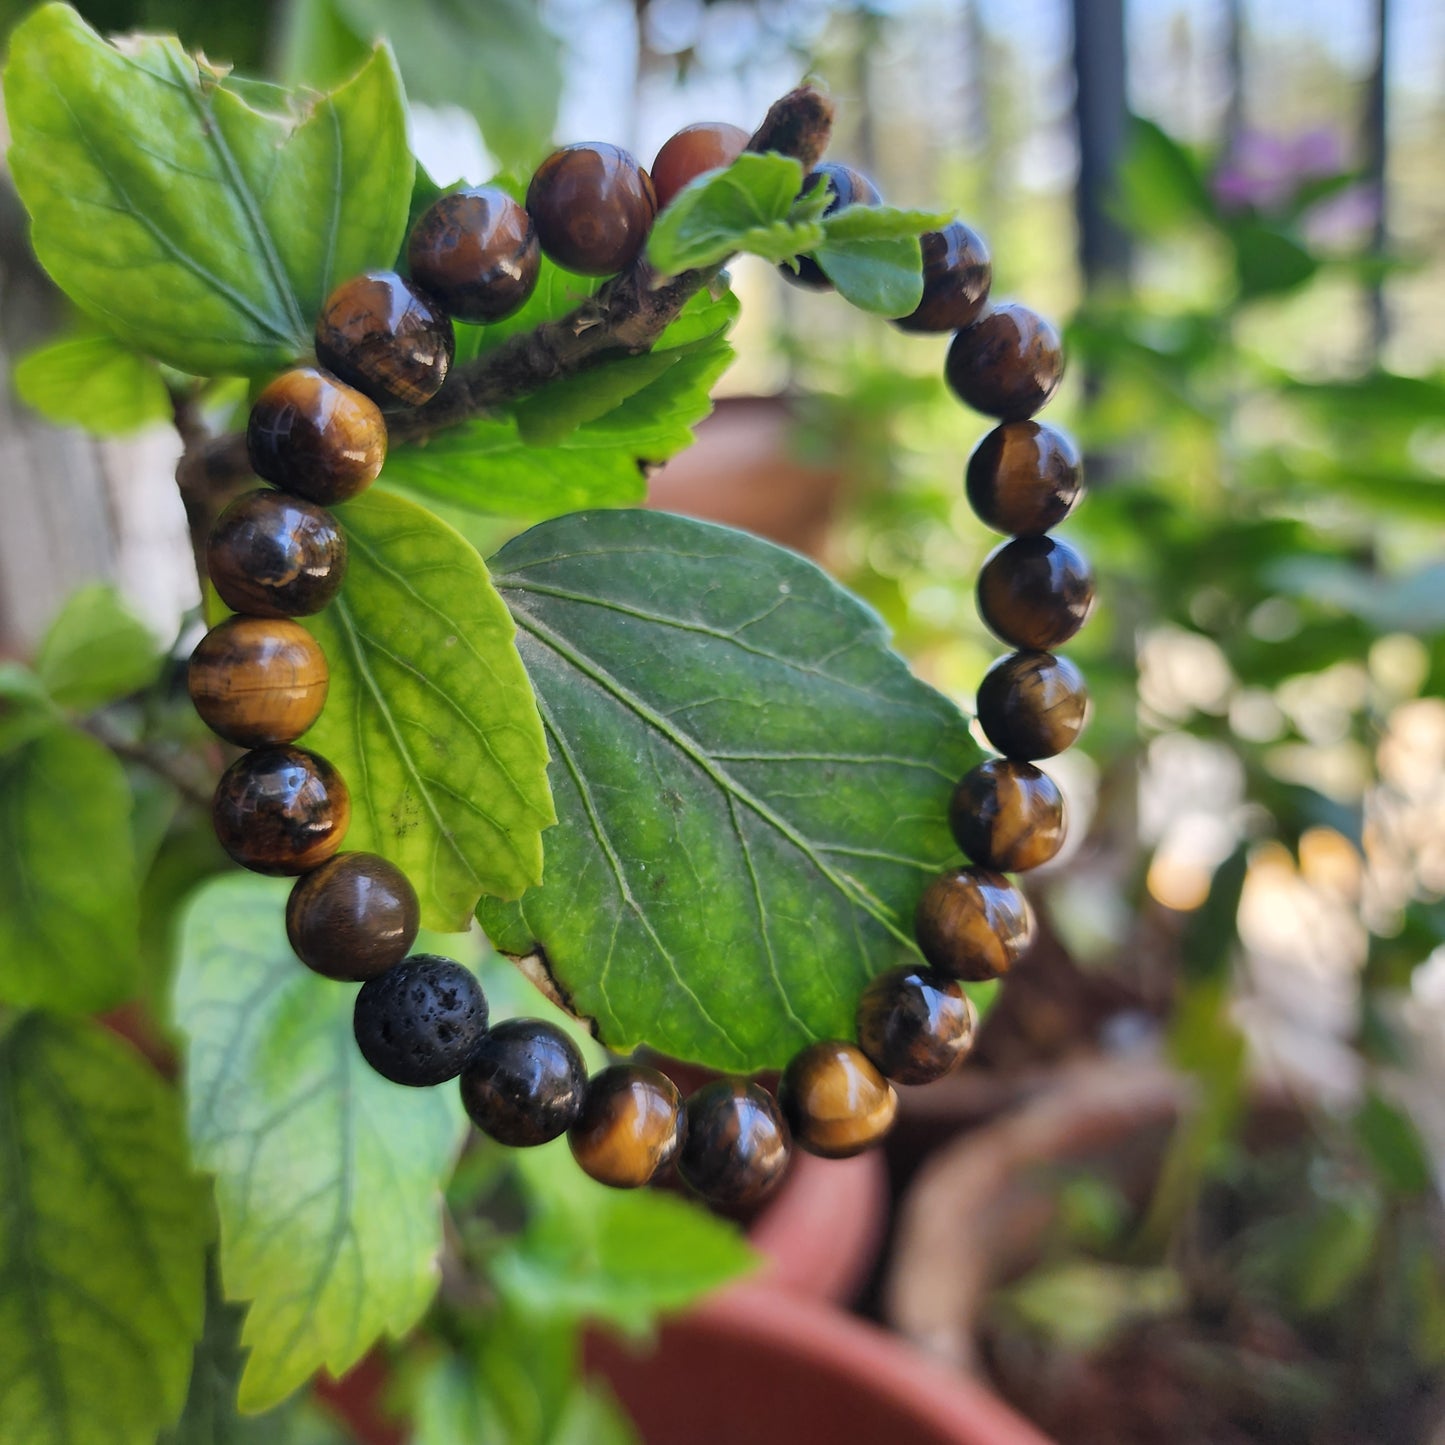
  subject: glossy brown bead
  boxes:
[211,744,349,876]
[526,144,656,276]
[950,759,1065,873]
[568,1064,685,1189]
[914,867,1035,982]
[856,967,976,1085]
[966,422,1084,536]
[206,489,347,618]
[407,186,540,323]
[677,1079,790,1209]
[460,1018,587,1148]
[187,616,328,748]
[778,1041,897,1159]
[976,651,1089,760]
[894,221,992,333]
[247,367,387,504]
[313,271,454,408]
[285,851,420,981]
[945,304,1065,421]
[785,162,882,290]
[977,536,1095,651]
[652,122,750,210]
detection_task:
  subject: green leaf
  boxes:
[4,6,413,376]
[813,205,948,316]
[1229,220,1318,299]
[0,663,59,756]
[0,1014,208,1445]
[480,510,982,1071]
[1356,1091,1433,1197]
[34,583,161,710]
[1114,117,1216,236]
[647,153,825,274]
[0,727,139,1014]
[300,491,553,930]
[173,873,469,1411]
[13,328,172,436]
[452,252,602,367]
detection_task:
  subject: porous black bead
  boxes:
[855,967,976,1085]
[966,422,1084,536]
[894,221,992,333]
[352,954,488,1087]
[976,536,1095,651]
[459,1018,587,1147]
[783,162,882,290]
[945,304,1064,421]
[975,651,1089,760]
[206,489,347,618]
[407,186,540,323]
[677,1079,791,1209]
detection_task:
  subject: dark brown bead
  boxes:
[950,759,1065,873]
[313,271,454,408]
[206,489,347,618]
[459,1018,587,1147]
[945,304,1064,421]
[778,1041,897,1159]
[894,221,992,333]
[187,616,328,748]
[211,744,350,876]
[856,967,976,1085]
[568,1064,685,1189]
[677,1079,790,1209]
[976,651,1089,760]
[977,536,1095,651]
[966,422,1084,536]
[914,867,1035,982]
[407,186,541,324]
[526,144,656,276]
[285,851,420,981]
[247,367,387,504]
[784,162,882,290]
[651,122,750,210]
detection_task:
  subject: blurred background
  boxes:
[2,1,1443,1441]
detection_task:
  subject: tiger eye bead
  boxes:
[211,744,349,876]
[568,1064,685,1189]
[945,304,1065,421]
[966,422,1084,536]
[460,1018,587,1147]
[285,851,420,981]
[651,122,750,210]
[976,651,1089,760]
[206,489,347,618]
[914,867,1035,982]
[856,967,976,1085]
[977,536,1095,651]
[785,162,882,290]
[313,271,454,408]
[187,616,328,747]
[247,367,387,504]
[677,1079,791,1210]
[893,221,992,333]
[526,144,656,276]
[950,759,1065,873]
[778,1041,897,1159]
[407,186,540,323]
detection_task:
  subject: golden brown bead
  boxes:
[568,1064,685,1189]
[247,367,387,505]
[778,1041,897,1159]
[966,422,1084,537]
[950,759,1065,873]
[945,304,1064,421]
[187,616,328,748]
[894,221,992,333]
[651,122,750,210]
[206,489,347,618]
[526,144,657,276]
[407,186,541,323]
[976,651,1089,760]
[313,271,454,408]
[285,851,420,981]
[914,867,1035,982]
[856,967,976,1085]
[211,744,350,876]
[677,1079,790,1210]
[976,536,1095,651]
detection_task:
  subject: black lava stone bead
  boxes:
[352,955,488,1087]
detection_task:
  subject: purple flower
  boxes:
[1212,128,1348,215]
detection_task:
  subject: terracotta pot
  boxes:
[587,1283,1055,1445]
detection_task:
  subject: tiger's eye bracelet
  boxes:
[188,117,1092,1211]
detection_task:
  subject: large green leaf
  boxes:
[34,583,161,710]
[302,490,554,931]
[173,873,468,1411]
[813,205,949,316]
[0,727,139,1014]
[0,1015,208,1445]
[4,5,413,376]
[13,329,172,437]
[480,511,982,1071]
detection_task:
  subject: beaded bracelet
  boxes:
[187,116,1092,1211]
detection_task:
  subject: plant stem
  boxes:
[81,716,212,811]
